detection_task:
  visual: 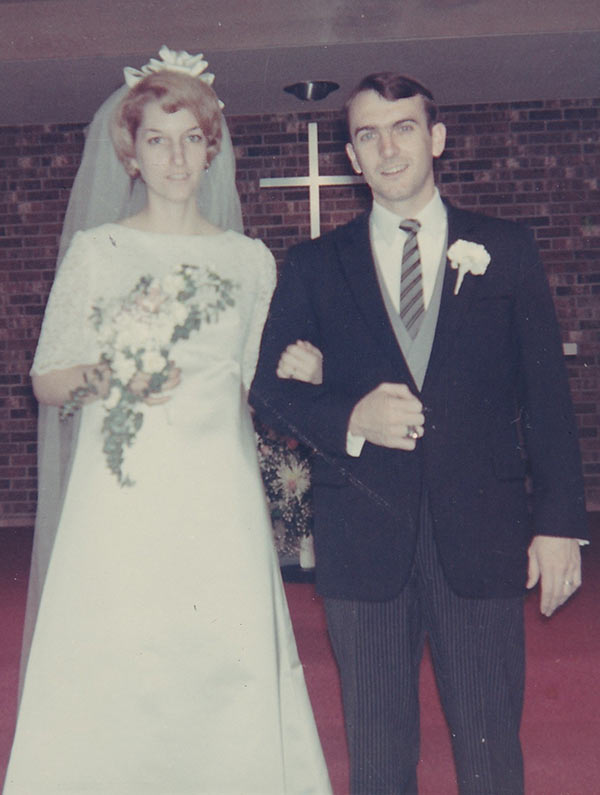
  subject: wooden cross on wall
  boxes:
[259,122,363,239]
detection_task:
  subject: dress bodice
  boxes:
[32,224,276,393]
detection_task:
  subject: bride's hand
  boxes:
[129,362,182,405]
[277,340,323,385]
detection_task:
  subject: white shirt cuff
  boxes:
[346,430,366,457]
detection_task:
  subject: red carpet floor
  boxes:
[1,520,599,793]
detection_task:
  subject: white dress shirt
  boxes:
[346,190,448,456]
[370,188,448,312]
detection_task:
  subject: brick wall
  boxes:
[0,124,84,528]
[1,97,598,529]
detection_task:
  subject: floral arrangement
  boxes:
[60,263,236,486]
[254,419,314,559]
[447,239,491,294]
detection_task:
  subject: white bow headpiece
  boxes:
[123,45,223,107]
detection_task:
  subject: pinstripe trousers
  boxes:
[324,500,525,795]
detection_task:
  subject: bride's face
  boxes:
[131,100,209,206]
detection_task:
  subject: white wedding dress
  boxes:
[4,225,331,794]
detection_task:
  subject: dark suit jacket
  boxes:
[251,201,588,601]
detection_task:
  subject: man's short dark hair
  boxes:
[345,72,438,134]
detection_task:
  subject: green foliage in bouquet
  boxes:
[60,263,237,486]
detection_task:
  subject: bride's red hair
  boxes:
[110,71,223,177]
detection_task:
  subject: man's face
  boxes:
[346,91,446,217]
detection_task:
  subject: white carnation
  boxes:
[448,239,491,294]
[171,301,188,325]
[162,273,186,298]
[115,315,148,351]
[149,315,175,347]
[112,351,137,384]
[142,349,167,374]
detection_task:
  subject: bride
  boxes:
[4,48,331,794]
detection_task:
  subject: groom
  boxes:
[251,72,588,793]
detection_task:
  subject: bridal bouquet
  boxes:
[61,263,236,486]
[254,420,314,558]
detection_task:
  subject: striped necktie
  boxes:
[399,218,424,339]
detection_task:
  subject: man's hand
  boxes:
[348,382,425,450]
[527,535,582,617]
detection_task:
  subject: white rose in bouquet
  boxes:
[142,349,168,375]
[112,351,137,384]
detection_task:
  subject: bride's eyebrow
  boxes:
[140,125,203,134]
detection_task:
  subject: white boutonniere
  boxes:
[447,239,491,295]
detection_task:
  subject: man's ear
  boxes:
[345,142,362,174]
[431,122,447,159]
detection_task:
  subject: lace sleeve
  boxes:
[31,231,100,375]
[242,239,276,392]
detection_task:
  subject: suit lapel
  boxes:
[333,203,485,397]
[422,202,481,396]
[335,214,415,383]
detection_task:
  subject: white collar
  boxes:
[370,189,446,244]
